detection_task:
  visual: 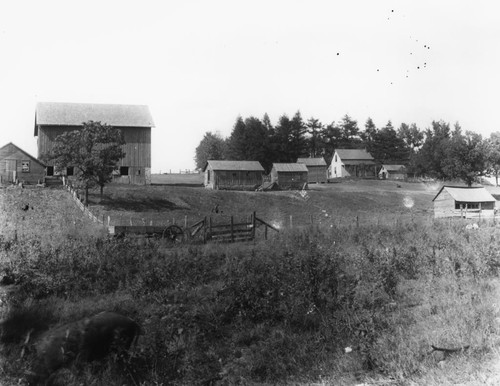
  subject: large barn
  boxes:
[203,160,264,190]
[432,186,497,218]
[0,142,45,184]
[297,157,328,183]
[34,102,155,185]
[270,163,308,190]
[329,149,377,179]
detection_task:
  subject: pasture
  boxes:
[1,181,500,385]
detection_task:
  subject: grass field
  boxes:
[1,180,500,385]
[86,179,438,229]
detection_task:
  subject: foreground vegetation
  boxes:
[1,186,500,385]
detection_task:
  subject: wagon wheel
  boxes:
[162,225,184,242]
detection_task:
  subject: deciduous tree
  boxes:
[194,131,227,169]
[42,121,126,203]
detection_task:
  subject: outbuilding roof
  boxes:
[203,160,264,172]
[272,163,309,172]
[297,157,327,166]
[335,149,374,161]
[381,164,406,172]
[0,142,45,166]
[432,186,496,202]
[34,102,155,135]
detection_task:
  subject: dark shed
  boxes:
[270,163,308,189]
[297,157,328,183]
[203,160,264,190]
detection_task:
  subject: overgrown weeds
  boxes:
[1,214,500,384]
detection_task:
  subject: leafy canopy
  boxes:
[43,121,126,198]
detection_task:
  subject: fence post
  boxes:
[356,215,359,228]
[252,211,256,239]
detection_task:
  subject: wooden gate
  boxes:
[191,211,279,243]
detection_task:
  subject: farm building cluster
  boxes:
[3,100,500,220]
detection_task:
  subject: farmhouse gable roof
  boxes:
[34,102,155,135]
[203,160,264,172]
[273,163,308,172]
[432,186,496,202]
[335,149,374,161]
[297,157,327,166]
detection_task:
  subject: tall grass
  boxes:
[1,204,500,384]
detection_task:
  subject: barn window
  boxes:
[335,155,338,162]
[46,166,54,176]
[137,169,141,176]
[207,170,211,182]
[21,161,30,173]
[232,172,237,178]
[66,167,74,176]
[120,167,129,176]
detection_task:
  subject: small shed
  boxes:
[0,142,45,184]
[297,157,328,183]
[271,163,308,190]
[203,160,264,190]
[379,164,407,180]
[432,186,496,218]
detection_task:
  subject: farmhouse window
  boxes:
[120,166,129,176]
[46,166,54,176]
[66,167,74,176]
[21,161,30,173]
[335,155,337,162]
[207,170,211,182]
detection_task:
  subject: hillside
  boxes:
[86,179,437,228]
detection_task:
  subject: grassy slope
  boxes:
[87,179,437,227]
[2,182,500,385]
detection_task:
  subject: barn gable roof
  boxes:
[34,102,155,135]
[432,186,496,202]
[297,157,327,166]
[335,149,374,161]
[0,142,45,166]
[272,163,308,172]
[203,160,264,172]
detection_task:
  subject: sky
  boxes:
[0,1,499,173]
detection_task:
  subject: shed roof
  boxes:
[297,157,327,166]
[0,142,45,166]
[34,102,155,135]
[335,149,374,161]
[382,164,407,172]
[273,163,309,172]
[432,186,496,202]
[203,160,264,172]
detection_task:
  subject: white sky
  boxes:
[0,1,499,172]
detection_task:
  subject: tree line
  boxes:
[195,112,500,186]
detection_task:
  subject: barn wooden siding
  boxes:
[297,158,327,183]
[210,170,263,190]
[271,164,308,189]
[0,143,45,184]
[37,126,151,168]
[37,126,151,184]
